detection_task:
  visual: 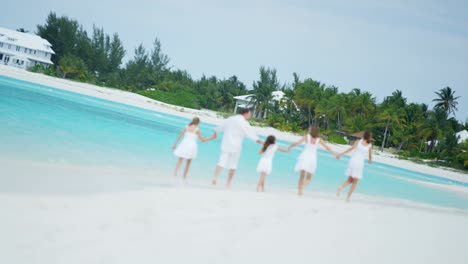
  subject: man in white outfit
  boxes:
[212,108,263,187]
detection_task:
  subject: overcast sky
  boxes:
[1,0,467,121]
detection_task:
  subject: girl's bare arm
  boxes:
[320,140,336,155]
[289,135,306,150]
[197,130,211,143]
[172,128,186,149]
[337,140,358,158]
[277,147,290,153]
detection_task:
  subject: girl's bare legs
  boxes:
[298,170,305,196]
[346,178,359,202]
[174,158,184,177]
[303,173,313,187]
[256,172,267,192]
[183,159,192,180]
[336,176,353,197]
[226,169,236,188]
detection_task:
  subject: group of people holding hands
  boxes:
[172,108,373,201]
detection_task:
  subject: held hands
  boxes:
[336,154,342,160]
[210,132,217,140]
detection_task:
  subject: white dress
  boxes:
[256,144,279,175]
[174,126,199,159]
[294,135,320,174]
[345,139,371,179]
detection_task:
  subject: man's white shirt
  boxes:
[215,115,259,153]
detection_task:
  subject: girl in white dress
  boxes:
[289,126,336,196]
[172,117,215,180]
[336,131,373,202]
[256,135,290,192]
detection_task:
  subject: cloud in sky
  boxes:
[1,0,467,120]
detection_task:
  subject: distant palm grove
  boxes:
[30,12,467,170]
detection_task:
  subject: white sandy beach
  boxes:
[2,182,468,264]
[2,66,468,264]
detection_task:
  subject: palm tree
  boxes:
[402,103,427,151]
[348,89,376,116]
[378,106,406,152]
[383,90,407,109]
[295,79,325,126]
[421,107,449,152]
[319,94,347,130]
[342,114,373,132]
[250,66,279,118]
[433,86,460,115]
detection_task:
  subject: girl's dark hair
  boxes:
[189,117,200,126]
[363,130,372,143]
[261,135,276,153]
[240,108,251,115]
[309,125,319,138]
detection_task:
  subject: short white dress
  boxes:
[345,139,371,179]
[294,135,320,174]
[256,144,279,175]
[174,126,199,159]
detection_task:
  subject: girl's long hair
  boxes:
[261,135,276,153]
[189,117,200,126]
[309,125,319,138]
[363,130,372,144]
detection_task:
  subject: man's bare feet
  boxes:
[212,178,217,186]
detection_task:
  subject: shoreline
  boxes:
[1,65,467,183]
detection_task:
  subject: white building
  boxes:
[233,90,299,118]
[0,27,54,69]
[456,130,468,144]
[233,91,286,113]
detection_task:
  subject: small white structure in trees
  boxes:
[0,27,54,69]
[456,130,468,143]
[233,91,287,117]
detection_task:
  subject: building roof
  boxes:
[456,130,468,143]
[0,27,55,54]
[28,56,54,65]
[234,90,286,102]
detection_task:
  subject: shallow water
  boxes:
[1,75,467,210]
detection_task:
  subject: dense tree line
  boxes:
[30,12,467,170]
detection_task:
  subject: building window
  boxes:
[29,49,32,54]
[34,50,36,55]
[0,42,3,48]
[16,46,20,52]
[8,44,11,49]
[24,48,27,53]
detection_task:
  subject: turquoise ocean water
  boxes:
[1,75,467,210]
